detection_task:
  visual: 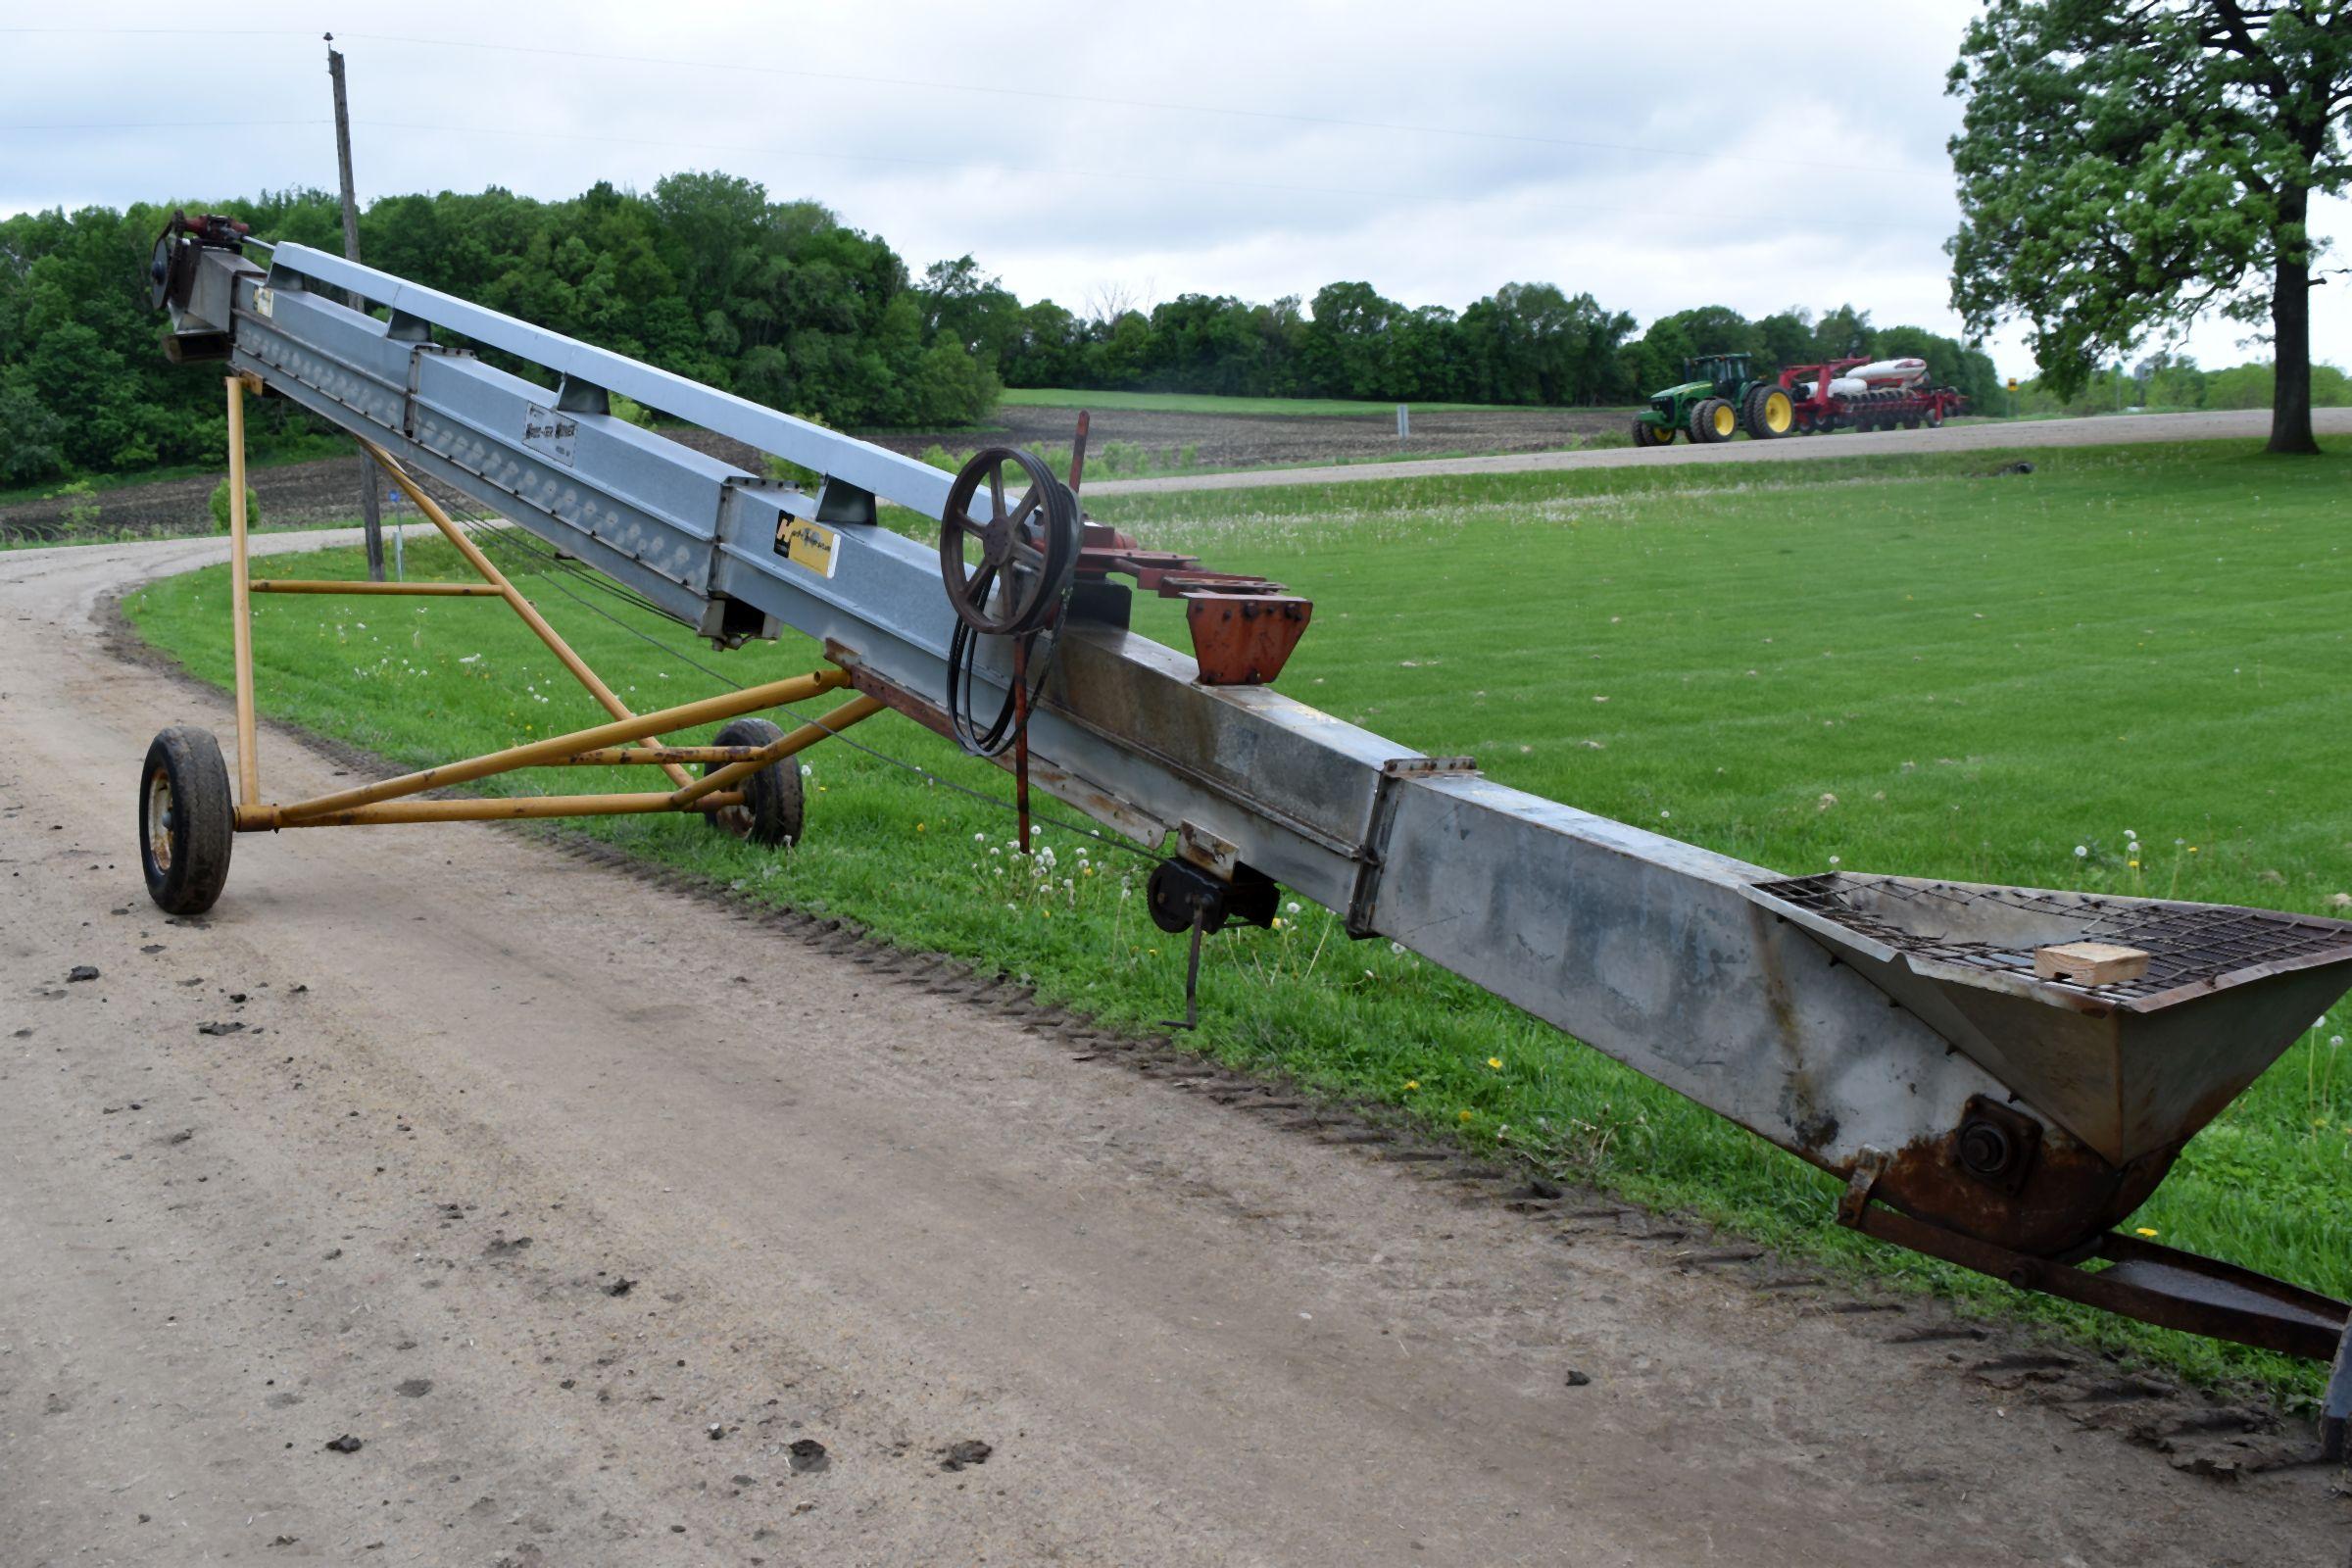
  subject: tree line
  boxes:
[928,267,2006,412]
[0,173,1006,486]
[0,170,2026,491]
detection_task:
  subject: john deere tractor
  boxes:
[1631,352,1794,447]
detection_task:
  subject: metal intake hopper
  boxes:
[1742,873,2352,1166]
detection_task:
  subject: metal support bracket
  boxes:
[1837,1147,1890,1228]
[1344,756,1480,938]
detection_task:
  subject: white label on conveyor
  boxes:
[522,403,578,466]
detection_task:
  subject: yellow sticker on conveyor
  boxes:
[777,518,838,579]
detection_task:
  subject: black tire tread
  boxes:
[705,717,806,849]
[141,725,233,915]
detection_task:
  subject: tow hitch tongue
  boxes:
[145,234,2352,1396]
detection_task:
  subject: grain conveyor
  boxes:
[143,216,2352,1435]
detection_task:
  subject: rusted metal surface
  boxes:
[250,578,504,597]
[1183,594,1315,687]
[668,694,885,808]
[1866,1116,2177,1258]
[556,746,770,766]
[1845,1199,2348,1361]
[259,668,850,827]
[243,790,743,829]
[1072,525,1315,686]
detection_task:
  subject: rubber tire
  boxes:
[1903,415,1922,430]
[1743,385,1793,440]
[1687,398,1728,444]
[702,717,806,849]
[141,725,233,915]
[1632,417,1672,448]
[1925,405,1944,428]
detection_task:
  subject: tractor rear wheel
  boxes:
[1743,385,1793,440]
[1688,398,1732,444]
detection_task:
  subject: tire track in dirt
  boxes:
[1,530,2344,1566]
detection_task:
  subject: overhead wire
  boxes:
[0,22,1917,177]
[437,505,1160,860]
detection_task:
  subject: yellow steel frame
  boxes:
[218,375,880,832]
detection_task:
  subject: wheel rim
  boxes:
[145,768,174,872]
[1712,404,1735,437]
[1763,393,1791,433]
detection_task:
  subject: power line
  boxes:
[449,511,1157,858]
[345,117,1960,233]
[336,28,1922,178]
[0,119,328,131]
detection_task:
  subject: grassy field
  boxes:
[121,440,2352,1401]
[999,387,1544,416]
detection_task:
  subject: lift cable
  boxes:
[446,513,1163,862]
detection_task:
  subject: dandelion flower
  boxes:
[2133,1226,2159,1238]
[1486,1056,1503,1070]
[1458,1109,1473,1122]
[1828,855,1841,866]
[1402,1080,1419,1092]
[2073,845,2088,858]
[1271,916,1285,929]
[916,822,927,833]
[1285,901,1300,915]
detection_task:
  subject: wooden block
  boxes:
[2034,941,2150,985]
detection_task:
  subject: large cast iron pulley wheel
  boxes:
[140,725,234,914]
[938,448,1080,636]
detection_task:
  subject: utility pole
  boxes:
[326,33,384,581]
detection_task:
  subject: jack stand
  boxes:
[1159,907,1205,1032]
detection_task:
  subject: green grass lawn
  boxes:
[999,387,1555,417]
[121,439,2352,1402]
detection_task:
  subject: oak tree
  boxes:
[1947,1,2351,453]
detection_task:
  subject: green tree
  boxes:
[1947,2,2352,454]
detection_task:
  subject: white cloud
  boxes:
[0,0,2340,377]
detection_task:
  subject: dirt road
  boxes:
[3,532,2345,1567]
[1086,407,2352,495]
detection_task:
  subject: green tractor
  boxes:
[1631,352,1794,447]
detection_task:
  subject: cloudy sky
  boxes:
[4,2,2343,379]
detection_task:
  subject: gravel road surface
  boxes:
[3,531,2344,1566]
[1086,408,2352,495]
